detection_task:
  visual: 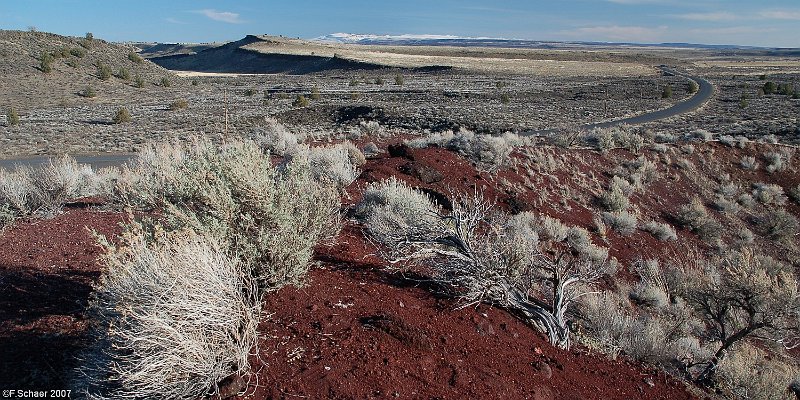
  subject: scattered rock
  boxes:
[216,374,246,399]
[388,143,414,159]
[400,161,444,184]
[531,360,553,379]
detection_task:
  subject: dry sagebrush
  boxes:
[110,138,342,289]
[73,227,260,399]
[356,178,612,349]
[0,155,112,218]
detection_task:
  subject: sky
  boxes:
[1,0,799,47]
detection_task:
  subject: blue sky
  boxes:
[1,1,799,47]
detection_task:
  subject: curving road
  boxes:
[521,66,714,136]
[0,67,713,169]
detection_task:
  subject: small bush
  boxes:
[764,150,792,174]
[306,142,364,190]
[169,99,188,110]
[500,93,511,104]
[70,47,86,58]
[763,81,778,95]
[394,73,404,85]
[0,155,103,216]
[72,228,260,399]
[7,107,19,126]
[310,87,321,100]
[789,185,800,204]
[754,209,798,241]
[292,95,309,107]
[642,221,677,241]
[692,130,713,142]
[159,77,171,87]
[712,195,740,215]
[96,63,112,80]
[128,52,143,64]
[251,118,303,156]
[662,85,673,99]
[716,343,800,400]
[688,80,699,94]
[133,75,145,88]
[598,182,630,212]
[740,156,758,170]
[676,198,722,242]
[110,138,341,288]
[752,183,787,205]
[117,68,131,81]
[243,88,255,96]
[602,210,638,236]
[39,52,54,73]
[113,107,132,124]
[79,87,96,98]
[359,120,383,136]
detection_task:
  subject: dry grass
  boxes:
[73,227,261,399]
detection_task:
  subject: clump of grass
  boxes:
[752,183,787,206]
[128,52,143,64]
[661,85,673,99]
[169,99,188,110]
[642,221,677,241]
[96,62,112,80]
[753,209,798,242]
[72,227,261,399]
[113,107,132,124]
[675,198,722,242]
[740,156,758,170]
[293,95,309,107]
[79,87,97,98]
[70,47,86,58]
[159,77,171,87]
[133,75,145,88]
[6,107,19,126]
[602,210,638,236]
[39,52,54,73]
[117,68,131,81]
[310,87,321,100]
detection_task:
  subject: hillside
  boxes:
[150,35,386,74]
[149,34,655,77]
[0,30,176,110]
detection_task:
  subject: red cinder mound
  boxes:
[236,223,696,400]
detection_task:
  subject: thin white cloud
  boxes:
[689,26,777,35]
[758,10,800,21]
[607,0,666,4]
[165,17,187,25]
[563,25,669,42]
[194,9,244,24]
[671,12,738,21]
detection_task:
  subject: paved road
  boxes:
[0,153,134,170]
[0,67,712,169]
[521,66,714,136]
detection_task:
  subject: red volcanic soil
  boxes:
[12,142,784,398]
[237,223,697,400]
[0,208,125,388]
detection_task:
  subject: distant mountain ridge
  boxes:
[313,32,795,50]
